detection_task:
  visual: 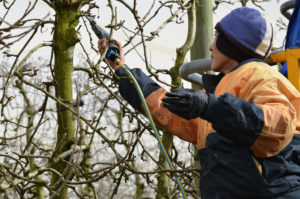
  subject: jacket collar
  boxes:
[203,58,264,94]
[229,58,264,73]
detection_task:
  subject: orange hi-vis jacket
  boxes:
[145,61,300,156]
[116,59,300,198]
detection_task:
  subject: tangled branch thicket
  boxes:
[0,0,199,198]
[1,0,284,198]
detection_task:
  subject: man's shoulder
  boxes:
[235,61,279,78]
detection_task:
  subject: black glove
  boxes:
[162,88,209,120]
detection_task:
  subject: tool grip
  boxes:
[86,15,120,62]
[106,43,120,62]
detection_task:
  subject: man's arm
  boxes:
[98,39,199,144]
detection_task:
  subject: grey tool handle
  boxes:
[179,58,211,86]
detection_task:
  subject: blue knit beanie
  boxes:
[215,7,274,62]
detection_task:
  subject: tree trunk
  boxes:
[51,1,81,198]
[191,0,213,60]
[16,81,45,199]
[156,1,196,198]
[156,131,173,199]
[190,0,213,196]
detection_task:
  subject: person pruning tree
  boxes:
[98,7,300,199]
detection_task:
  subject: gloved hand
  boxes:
[162,88,209,120]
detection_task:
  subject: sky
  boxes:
[0,0,291,75]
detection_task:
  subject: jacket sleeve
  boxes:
[116,68,160,112]
[116,68,198,144]
[203,68,299,158]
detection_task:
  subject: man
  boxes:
[99,7,300,199]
